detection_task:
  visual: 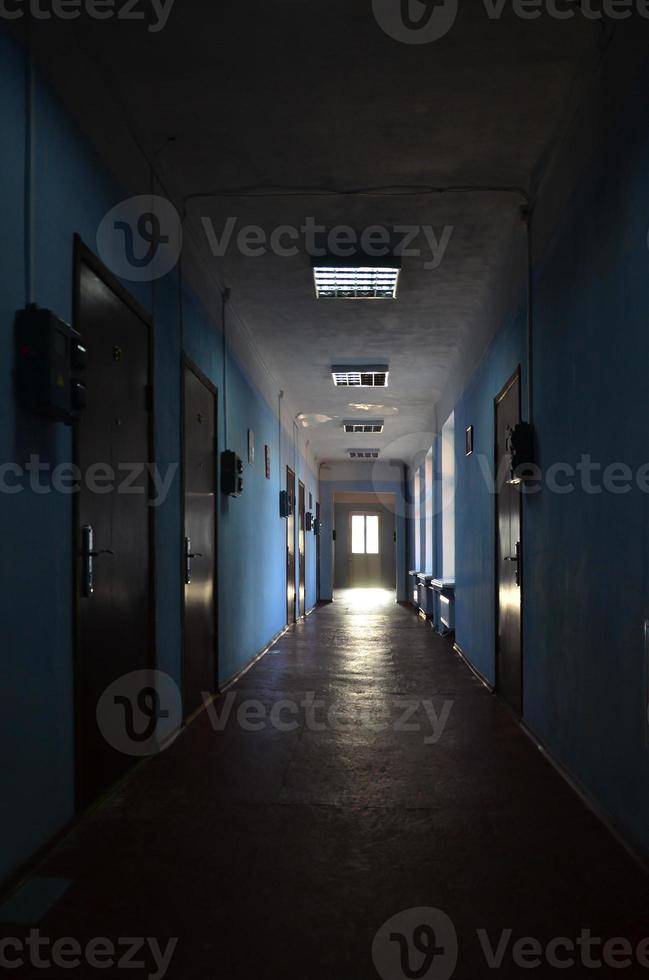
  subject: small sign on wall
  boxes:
[265,444,271,479]
[248,429,255,465]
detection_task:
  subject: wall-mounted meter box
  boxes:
[221,450,243,497]
[279,490,291,518]
[15,305,87,424]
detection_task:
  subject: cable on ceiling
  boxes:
[182,184,531,207]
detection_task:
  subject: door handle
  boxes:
[504,542,521,587]
[185,536,203,585]
[81,525,114,598]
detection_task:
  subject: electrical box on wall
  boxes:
[506,421,535,484]
[279,489,292,518]
[15,304,87,424]
[305,511,313,531]
[221,450,243,497]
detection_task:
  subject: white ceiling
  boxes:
[23,1,597,462]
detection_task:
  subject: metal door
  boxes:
[74,247,153,809]
[286,467,296,624]
[495,370,523,714]
[298,481,306,616]
[182,360,217,719]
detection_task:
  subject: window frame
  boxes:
[349,512,381,556]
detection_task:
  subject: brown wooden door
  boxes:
[286,467,296,623]
[74,250,153,809]
[298,481,306,616]
[182,360,217,719]
[495,369,523,715]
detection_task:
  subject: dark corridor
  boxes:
[5,596,648,978]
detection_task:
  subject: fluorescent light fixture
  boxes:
[343,419,384,433]
[314,264,400,299]
[347,449,380,459]
[332,365,389,387]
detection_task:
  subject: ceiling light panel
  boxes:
[314,266,399,299]
[331,365,389,387]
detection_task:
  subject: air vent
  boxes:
[348,449,380,459]
[314,265,399,299]
[343,419,384,434]
[332,365,389,387]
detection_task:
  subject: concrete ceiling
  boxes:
[25,1,598,462]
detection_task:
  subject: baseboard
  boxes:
[0,818,78,909]
[452,642,495,692]
[220,623,291,693]
[450,644,649,873]
[519,721,649,875]
[0,617,301,899]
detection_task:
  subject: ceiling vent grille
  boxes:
[314,265,399,300]
[343,419,384,433]
[348,449,380,459]
[332,365,389,387]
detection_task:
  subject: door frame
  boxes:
[180,354,219,714]
[493,365,523,714]
[348,510,382,587]
[298,479,306,618]
[286,466,296,624]
[315,501,321,601]
[71,234,156,811]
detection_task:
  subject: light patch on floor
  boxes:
[336,588,396,610]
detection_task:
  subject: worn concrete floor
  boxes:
[4,589,649,978]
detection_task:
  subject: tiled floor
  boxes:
[3,590,649,978]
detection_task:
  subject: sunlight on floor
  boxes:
[335,588,395,610]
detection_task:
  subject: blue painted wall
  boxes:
[453,308,528,684]
[410,31,649,855]
[0,28,316,886]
